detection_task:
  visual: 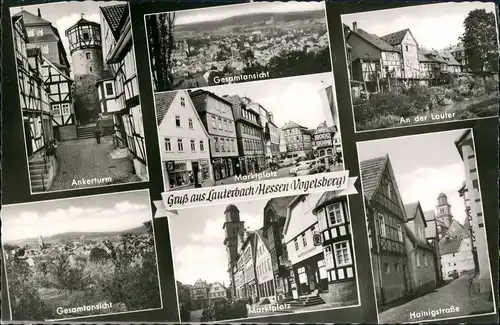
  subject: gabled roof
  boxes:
[439,51,461,66]
[189,89,233,112]
[418,49,447,64]
[283,195,306,236]
[380,28,418,47]
[312,190,344,214]
[264,196,295,220]
[255,228,272,253]
[154,91,176,126]
[281,120,306,130]
[404,201,427,227]
[14,10,50,26]
[100,4,128,41]
[405,224,433,251]
[359,155,387,200]
[439,238,465,255]
[347,28,400,53]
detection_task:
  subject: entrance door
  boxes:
[24,120,33,157]
[192,161,200,185]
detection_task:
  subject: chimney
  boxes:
[37,8,41,18]
[352,21,358,32]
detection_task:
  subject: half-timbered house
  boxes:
[99,4,148,181]
[313,191,357,304]
[360,154,409,306]
[13,15,58,193]
[41,58,76,140]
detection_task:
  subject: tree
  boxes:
[461,9,498,77]
[89,247,109,263]
[146,13,176,92]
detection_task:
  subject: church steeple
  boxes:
[38,235,45,249]
[436,193,453,228]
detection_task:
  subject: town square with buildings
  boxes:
[155,73,344,191]
[169,192,359,321]
[2,190,162,320]
[342,2,499,131]
[357,129,494,323]
[145,1,332,92]
[11,2,148,193]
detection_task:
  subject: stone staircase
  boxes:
[280,290,326,308]
[77,124,97,139]
[29,157,51,193]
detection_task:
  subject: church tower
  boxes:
[436,193,453,228]
[223,204,244,297]
[38,235,45,250]
[65,15,104,125]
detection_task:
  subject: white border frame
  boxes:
[339,2,500,134]
[1,189,165,322]
[163,191,362,323]
[8,1,150,196]
[355,128,497,323]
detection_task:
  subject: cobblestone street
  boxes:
[379,277,495,323]
[49,136,141,191]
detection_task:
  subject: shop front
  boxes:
[164,158,213,189]
[291,252,328,297]
[213,157,239,180]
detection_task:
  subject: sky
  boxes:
[197,72,336,129]
[10,1,126,71]
[357,129,471,225]
[2,190,152,242]
[165,1,326,26]
[342,2,497,50]
[168,198,278,285]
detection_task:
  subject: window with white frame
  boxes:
[333,241,351,267]
[190,140,196,151]
[175,116,181,127]
[294,238,299,251]
[416,252,420,267]
[211,115,216,128]
[27,28,34,37]
[200,140,205,151]
[324,245,334,269]
[36,28,43,36]
[327,203,344,226]
[61,103,70,115]
[188,118,193,129]
[218,117,222,130]
[104,81,114,96]
[180,96,186,107]
[397,224,403,242]
[164,138,172,151]
[41,44,49,54]
[302,233,307,247]
[51,104,61,116]
[177,139,184,151]
[86,52,91,59]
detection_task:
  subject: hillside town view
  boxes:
[171,193,358,322]
[358,129,494,323]
[145,1,332,92]
[155,73,343,191]
[342,3,498,131]
[2,191,162,321]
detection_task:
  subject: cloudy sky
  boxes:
[2,190,152,242]
[162,1,326,26]
[342,2,497,50]
[10,1,126,72]
[197,72,336,129]
[357,129,472,225]
[168,198,277,285]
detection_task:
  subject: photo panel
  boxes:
[144,1,333,93]
[10,1,149,195]
[1,189,163,321]
[340,2,499,132]
[166,191,360,322]
[154,72,344,193]
[356,129,496,323]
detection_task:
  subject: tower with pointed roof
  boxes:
[223,204,245,297]
[436,193,453,229]
[65,15,104,124]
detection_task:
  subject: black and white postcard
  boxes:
[154,73,344,192]
[167,192,359,322]
[2,190,163,321]
[145,1,332,92]
[341,2,499,132]
[10,1,148,194]
[357,129,496,323]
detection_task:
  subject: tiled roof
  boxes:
[189,90,208,113]
[154,91,177,126]
[348,28,400,53]
[418,49,447,64]
[439,238,464,255]
[380,29,410,46]
[359,155,388,200]
[14,10,50,25]
[405,224,433,251]
[313,191,344,214]
[100,4,128,40]
[256,228,272,252]
[404,202,419,220]
[424,210,435,221]
[282,120,305,130]
[67,17,100,32]
[265,196,295,219]
[439,51,461,66]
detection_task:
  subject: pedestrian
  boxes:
[94,124,101,144]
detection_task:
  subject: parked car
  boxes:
[279,158,295,168]
[448,270,459,279]
[290,160,314,176]
[296,161,325,176]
